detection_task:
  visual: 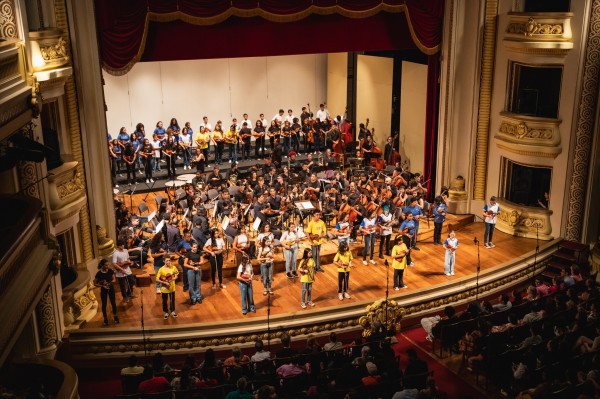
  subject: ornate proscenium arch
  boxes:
[94,0,444,76]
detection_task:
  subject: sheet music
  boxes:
[221,216,229,231]
[295,201,315,210]
[155,220,165,234]
[212,202,218,218]
[252,217,261,232]
[182,208,189,219]
[244,204,251,216]
[146,211,156,221]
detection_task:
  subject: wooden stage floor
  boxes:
[84,221,542,330]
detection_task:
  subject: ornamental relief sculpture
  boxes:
[57,172,85,200]
[499,121,553,141]
[40,37,69,62]
[507,18,563,36]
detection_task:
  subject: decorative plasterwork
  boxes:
[503,12,574,56]
[473,0,498,201]
[496,198,553,240]
[495,112,562,158]
[29,29,71,72]
[47,161,87,226]
[36,285,58,350]
[359,299,404,337]
[565,0,600,241]
[0,0,17,38]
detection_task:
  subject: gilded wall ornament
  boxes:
[0,0,17,38]
[499,121,553,140]
[40,37,69,61]
[507,18,563,36]
[57,172,85,200]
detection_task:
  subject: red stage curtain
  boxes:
[423,54,441,202]
[95,0,444,75]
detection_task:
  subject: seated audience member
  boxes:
[519,302,543,325]
[573,325,600,353]
[352,345,372,366]
[224,346,251,367]
[517,323,543,350]
[170,364,199,391]
[250,340,271,364]
[492,294,513,312]
[323,332,343,353]
[276,333,298,360]
[420,305,457,342]
[523,285,538,302]
[152,352,172,373]
[547,276,562,295]
[121,355,144,376]
[137,366,171,394]
[224,377,253,399]
[491,312,519,333]
[534,278,550,296]
[199,348,224,383]
[361,362,382,386]
[571,264,583,282]
[404,349,429,384]
[276,355,306,378]
[561,267,576,287]
[510,289,524,306]
[255,385,277,399]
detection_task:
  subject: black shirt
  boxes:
[240,128,252,142]
[95,268,115,289]
[186,251,202,265]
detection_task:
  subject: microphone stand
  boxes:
[266,276,272,352]
[140,289,148,365]
[474,237,481,301]
[384,259,390,331]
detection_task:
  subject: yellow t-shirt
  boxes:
[334,251,353,272]
[195,132,210,149]
[299,258,316,283]
[212,130,223,143]
[306,219,327,245]
[226,129,238,144]
[391,243,408,270]
[157,265,179,293]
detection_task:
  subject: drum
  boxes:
[177,174,196,184]
[164,180,185,188]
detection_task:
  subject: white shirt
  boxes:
[272,114,284,125]
[285,114,295,124]
[280,231,298,249]
[180,134,192,146]
[112,248,132,277]
[204,237,225,250]
[335,221,350,239]
[259,118,268,128]
[237,262,254,277]
[484,203,500,224]
[241,119,253,129]
[378,213,393,236]
[151,139,162,157]
[444,237,458,253]
[257,232,274,243]
[316,109,328,121]
[361,217,377,234]
[200,122,213,132]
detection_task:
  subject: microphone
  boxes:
[473,237,479,244]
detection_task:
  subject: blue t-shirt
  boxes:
[154,127,166,139]
[117,132,130,143]
[400,219,416,237]
[151,247,165,268]
[404,205,422,217]
[107,133,112,141]
[113,144,122,160]
[433,203,447,224]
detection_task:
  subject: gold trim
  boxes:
[473,0,498,200]
[102,3,440,75]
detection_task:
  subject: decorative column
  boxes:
[35,285,58,357]
[472,0,498,200]
[564,0,600,242]
[53,0,94,261]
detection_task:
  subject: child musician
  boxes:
[391,236,409,290]
[334,241,354,300]
[157,257,179,319]
[237,254,256,315]
[443,231,459,276]
[297,248,316,309]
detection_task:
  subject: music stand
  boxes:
[327,162,340,170]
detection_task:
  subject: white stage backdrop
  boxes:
[104,54,328,135]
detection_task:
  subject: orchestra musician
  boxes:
[157,257,179,319]
[195,126,210,166]
[113,239,136,302]
[94,259,119,326]
[240,122,252,161]
[361,135,378,167]
[204,229,226,289]
[377,206,394,258]
[271,138,283,167]
[253,120,266,158]
[191,148,205,173]
[236,254,256,315]
[391,235,409,290]
[298,248,316,308]
[302,117,315,154]
[360,211,378,265]
[280,223,299,279]
[403,197,423,250]
[140,138,154,184]
[163,135,177,179]
[305,212,327,273]
[205,167,222,186]
[184,242,203,305]
[399,212,416,267]
[335,212,351,246]
[233,225,255,259]
[217,190,233,217]
[282,120,292,155]
[225,124,239,164]
[432,196,447,245]
[324,149,337,165]
[267,120,280,153]
[334,241,353,301]
[483,196,500,249]
[150,232,168,294]
[212,122,225,165]
[226,163,239,186]
[291,117,301,153]
[122,142,137,185]
[257,237,275,296]
[180,127,193,170]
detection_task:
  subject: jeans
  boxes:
[338,272,349,293]
[239,281,255,314]
[209,254,223,285]
[484,222,496,243]
[283,137,290,155]
[260,262,273,290]
[187,269,202,302]
[301,282,313,303]
[394,268,405,288]
[162,292,175,313]
[363,233,376,260]
[153,156,161,171]
[242,141,251,160]
[379,234,391,256]
[284,247,298,273]
[229,143,238,162]
[117,275,135,299]
[311,245,322,270]
[154,264,162,289]
[182,147,191,167]
[444,251,455,275]
[216,143,224,163]
[100,287,117,320]
[180,258,189,292]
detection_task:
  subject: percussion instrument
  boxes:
[177,174,196,184]
[164,181,185,188]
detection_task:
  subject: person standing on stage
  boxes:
[334,241,353,300]
[94,259,119,326]
[298,248,316,309]
[157,257,179,319]
[113,239,136,302]
[306,212,327,273]
[163,135,177,179]
[257,237,275,296]
[212,122,224,165]
[377,206,393,258]
[141,138,154,183]
[253,120,266,158]
[240,122,252,160]
[195,126,210,166]
[150,232,167,294]
[399,212,416,267]
[432,196,447,245]
[204,229,226,289]
[184,242,203,305]
[391,236,409,290]
[280,223,299,279]
[226,124,239,164]
[151,133,162,172]
[443,231,458,276]
[403,197,423,250]
[360,211,377,265]
[335,212,351,246]
[237,254,256,315]
[483,196,500,249]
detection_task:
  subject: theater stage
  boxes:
[67,219,562,364]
